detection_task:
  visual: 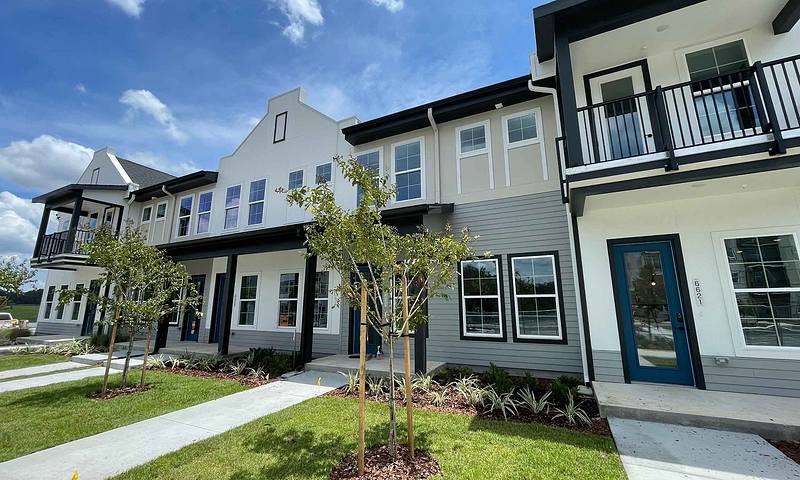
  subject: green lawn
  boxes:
[6,304,39,321]
[0,354,67,372]
[0,370,246,462]
[114,396,624,480]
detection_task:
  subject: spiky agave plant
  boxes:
[551,392,592,426]
[483,387,519,421]
[518,387,551,415]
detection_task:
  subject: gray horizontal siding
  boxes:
[425,191,583,376]
[228,328,341,357]
[701,356,800,398]
[592,350,625,383]
[35,321,83,336]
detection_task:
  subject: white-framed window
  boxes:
[70,283,84,321]
[196,191,213,234]
[56,284,68,320]
[459,258,503,338]
[356,148,382,205]
[455,120,493,193]
[392,138,423,202]
[313,271,330,329]
[510,254,562,340]
[278,272,300,328]
[315,163,332,184]
[723,234,800,348]
[155,202,168,220]
[501,108,546,186]
[238,274,259,326]
[177,195,193,237]
[224,185,241,230]
[43,285,56,319]
[247,179,266,226]
[141,206,152,224]
[288,170,304,190]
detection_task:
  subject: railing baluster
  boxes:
[770,64,790,131]
[708,79,726,142]
[719,74,738,138]
[780,62,799,129]
[596,107,608,162]
[680,86,696,147]
[669,88,685,148]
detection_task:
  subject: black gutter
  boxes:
[129,171,218,201]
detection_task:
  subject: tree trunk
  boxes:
[101,303,121,395]
[387,335,397,458]
[121,328,135,387]
[402,276,414,457]
[357,285,367,478]
[139,320,154,389]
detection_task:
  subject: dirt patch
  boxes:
[330,445,441,480]
[147,366,273,387]
[90,384,153,400]
[769,440,800,465]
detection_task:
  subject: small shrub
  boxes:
[146,356,167,369]
[226,360,247,375]
[551,392,592,426]
[429,387,450,407]
[483,387,518,421]
[340,370,359,394]
[435,365,473,384]
[550,375,581,406]
[246,347,275,369]
[247,366,268,380]
[412,373,435,391]
[0,328,30,343]
[482,363,513,394]
[518,387,551,414]
[516,371,544,393]
[366,376,385,396]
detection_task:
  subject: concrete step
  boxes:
[593,381,800,441]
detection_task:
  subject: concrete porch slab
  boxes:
[594,382,800,441]
[305,353,445,377]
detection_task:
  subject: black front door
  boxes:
[209,273,226,343]
[182,275,206,342]
[80,280,101,336]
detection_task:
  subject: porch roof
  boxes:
[32,184,128,205]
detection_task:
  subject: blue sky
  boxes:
[0,0,541,259]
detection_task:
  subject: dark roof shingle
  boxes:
[117,158,176,189]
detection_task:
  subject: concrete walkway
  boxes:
[609,418,800,480]
[0,367,107,394]
[0,370,346,480]
[0,361,84,381]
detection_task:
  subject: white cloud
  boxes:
[0,135,93,192]
[369,0,404,13]
[119,89,188,143]
[273,0,324,44]
[74,83,87,93]
[105,0,146,18]
[0,191,54,259]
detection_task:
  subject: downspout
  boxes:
[162,185,176,242]
[528,78,591,384]
[426,107,441,204]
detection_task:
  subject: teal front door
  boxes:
[611,240,694,386]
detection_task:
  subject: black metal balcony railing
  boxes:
[573,55,800,167]
[36,229,95,262]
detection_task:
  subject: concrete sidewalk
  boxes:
[609,417,800,479]
[0,370,346,480]
[0,361,85,381]
[0,366,107,394]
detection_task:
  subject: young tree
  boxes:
[0,258,35,311]
[59,224,200,394]
[285,156,477,465]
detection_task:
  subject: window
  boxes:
[724,234,800,347]
[155,202,167,220]
[248,179,266,226]
[288,170,304,190]
[506,112,539,145]
[460,258,503,338]
[196,192,213,234]
[356,150,381,205]
[177,195,193,237]
[56,285,68,320]
[141,206,152,224]
[313,271,330,328]
[88,213,98,229]
[278,272,300,327]
[459,125,486,154]
[316,163,332,184]
[510,254,562,340]
[44,286,55,319]
[224,185,241,229]
[90,168,100,184]
[70,284,84,321]
[393,140,422,202]
[273,111,287,143]
[686,40,758,139]
[238,275,258,326]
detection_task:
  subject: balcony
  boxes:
[565,55,800,176]
[34,229,95,263]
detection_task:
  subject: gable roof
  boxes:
[116,158,176,189]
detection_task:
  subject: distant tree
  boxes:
[0,258,35,311]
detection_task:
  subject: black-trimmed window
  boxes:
[273,111,287,143]
[313,271,329,328]
[177,195,193,237]
[459,257,504,339]
[70,284,84,321]
[509,253,565,342]
[44,286,55,319]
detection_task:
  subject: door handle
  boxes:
[675,312,685,331]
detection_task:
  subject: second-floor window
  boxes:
[156,202,167,220]
[459,125,487,154]
[316,163,332,184]
[288,170,304,190]
[177,196,193,237]
[197,192,213,234]
[224,185,241,230]
[356,150,381,205]
[141,206,152,224]
[248,179,266,226]
[393,140,422,202]
[506,112,539,145]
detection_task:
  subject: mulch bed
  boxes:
[770,440,800,464]
[328,384,610,437]
[90,384,153,400]
[330,445,441,480]
[146,366,273,387]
